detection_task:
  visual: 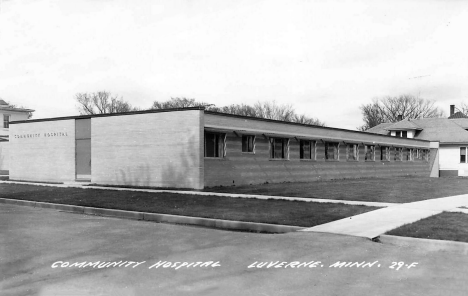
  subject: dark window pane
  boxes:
[205,133,224,157]
[242,135,254,152]
[205,133,216,157]
[402,131,407,138]
[326,142,338,160]
[274,139,283,158]
[300,140,310,159]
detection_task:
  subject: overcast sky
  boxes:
[1,0,467,129]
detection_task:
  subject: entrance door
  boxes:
[76,138,91,180]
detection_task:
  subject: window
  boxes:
[204,132,225,158]
[405,148,413,161]
[269,138,289,159]
[347,144,359,161]
[421,149,430,162]
[380,146,390,161]
[396,131,401,137]
[402,131,408,138]
[3,115,10,128]
[461,147,467,163]
[394,147,402,161]
[300,140,315,160]
[325,142,339,160]
[242,135,255,153]
[365,145,375,161]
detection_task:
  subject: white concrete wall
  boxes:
[439,146,461,171]
[9,120,76,182]
[91,110,204,189]
[0,141,8,171]
[438,145,468,176]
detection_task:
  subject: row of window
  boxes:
[204,132,430,162]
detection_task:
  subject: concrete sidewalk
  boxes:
[301,194,468,239]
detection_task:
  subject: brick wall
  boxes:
[91,110,204,189]
[204,132,431,187]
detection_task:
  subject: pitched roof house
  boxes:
[366,105,468,177]
[0,99,35,172]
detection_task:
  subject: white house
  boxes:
[366,105,468,177]
[0,99,35,173]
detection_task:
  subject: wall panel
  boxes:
[91,110,203,189]
[9,120,76,182]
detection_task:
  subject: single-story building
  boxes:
[366,105,468,177]
[9,107,438,189]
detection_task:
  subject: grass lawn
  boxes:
[0,183,378,227]
[205,177,468,203]
[387,212,468,243]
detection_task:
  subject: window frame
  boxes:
[3,114,10,129]
[269,137,289,160]
[394,147,402,161]
[299,139,316,160]
[461,147,467,163]
[346,143,359,161]
[380,146,390,161]
[325,141,340,161]
[204,131,226,158]
[408,148,414,161]
[241,135,255,153]
[365,145,375,161]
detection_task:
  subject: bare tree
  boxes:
[208,104,257,117]
[151,98,326,126]
[75,91,139,115]
[150,97,210,109]
[358,94,445,130]
[457,102,468,115]
[252,101,325,126]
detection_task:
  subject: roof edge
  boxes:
[204,111,431,143]
[10,107,205,124]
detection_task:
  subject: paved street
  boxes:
[1,204,468,296]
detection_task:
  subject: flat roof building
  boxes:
[9,107,437,189]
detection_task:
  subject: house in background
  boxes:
[366,105,468,177]
[0,99,35,173]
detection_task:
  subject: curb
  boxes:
[0,198,304,234]
[379,234,468,253]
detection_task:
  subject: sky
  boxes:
[0,0,467,130]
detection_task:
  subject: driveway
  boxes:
[1,204,467,296]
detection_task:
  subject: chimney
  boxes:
[450,105,455,116]
[397,114,403,121]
